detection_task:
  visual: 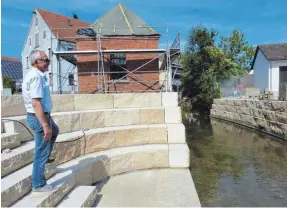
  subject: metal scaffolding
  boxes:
[50,25,181,94]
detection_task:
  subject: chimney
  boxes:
[72,12,79,19]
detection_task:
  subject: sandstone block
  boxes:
[150,93,162,106]
[165,107,182,124]
[92,157,111,182]
[1,148,34,177]
[1,95,26,117]
[169,144,190,168]
[115,126,167,147]
[52,95,75,112]
[271,101,287,112]
[52,113,81,133]
[140,109,165,124]
[239,114,255,126]
[114,93,151,108]
[85,131,115,154]
[1,163,56,207]
[268,120,284,137]
[1,133,20,150]
[40,175,76,207]
[80,111,105,129]
[167,124,186,143]
[52,138,83,165]
[109,153,133,175]
[75,163,93,185]
[162,92,178,107]
[104,109,140,127]
[132,150,169,170]
[227,99,235,106]
[74,94,113,110]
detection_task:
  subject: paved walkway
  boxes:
[93,168,201,207]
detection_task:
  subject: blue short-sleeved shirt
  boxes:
[22,67,53,113]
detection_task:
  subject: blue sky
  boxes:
[2,0,287,58]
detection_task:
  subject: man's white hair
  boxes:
[29,50,45,65]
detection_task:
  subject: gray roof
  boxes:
[258,43,287,60]
[91,4,159,36]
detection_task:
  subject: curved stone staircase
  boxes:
[1,93,199,207]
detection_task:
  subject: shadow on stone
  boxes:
[51,155,110,198]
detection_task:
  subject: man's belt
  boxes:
[27,112,50,116]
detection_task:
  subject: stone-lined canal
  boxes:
[186,118,287,207]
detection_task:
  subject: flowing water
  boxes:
[186,118,287,207]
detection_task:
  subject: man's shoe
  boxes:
[32,184,57,193]
[47,158,55,164]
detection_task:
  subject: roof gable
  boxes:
[258,43,287,61]
[91,4,159,36]
[36,8,90,42]
[251,43,287,69]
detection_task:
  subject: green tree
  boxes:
[3,76,16,93]
[219,29,255,71]
[181,26,250,117]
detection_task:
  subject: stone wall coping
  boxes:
[1,92,179,117]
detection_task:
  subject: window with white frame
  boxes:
[43,30,46,39]
[29,37,31,46]
[35,33,39,48]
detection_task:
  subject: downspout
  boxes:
[269,61,273,92]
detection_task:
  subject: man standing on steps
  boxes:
[22,50,59,192]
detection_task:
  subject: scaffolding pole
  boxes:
[51,24,181,94]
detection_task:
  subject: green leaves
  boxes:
[181,25,255,116]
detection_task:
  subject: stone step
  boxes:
[2,107,182,140]
[12,167,76,207]
[12,144,172,207]
[57,186,97,207]
[1,141,34,177]
[1,163,56,207]
[1,118,33,143]
[1,130,85,177]
[2,93,179,117]
[1,123,187,178]
[1,132,21,150]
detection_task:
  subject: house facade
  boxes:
[75,4,163,93]
[252,43,287,98]
[21,8,89,94]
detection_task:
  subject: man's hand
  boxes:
[43,125,52,140]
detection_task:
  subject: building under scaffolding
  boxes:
[51,4,181,94]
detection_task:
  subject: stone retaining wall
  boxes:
[211,99,287,140]
[1,93,177,117]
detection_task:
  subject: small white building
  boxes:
[252,43,287,98]
[21,8,89,93]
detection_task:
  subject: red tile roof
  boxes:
[1,56,20,62]
[36,8,90,43]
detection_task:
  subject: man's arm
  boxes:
[32,98,52,140]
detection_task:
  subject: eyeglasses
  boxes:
[36,58,50,63]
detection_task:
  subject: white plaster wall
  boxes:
[270,60,287,98]
[253,50,269,94]
[21,11,52,79]
[21,10,78,94]
[53,41,78,93]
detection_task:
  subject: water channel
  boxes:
[186,118,287,207]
